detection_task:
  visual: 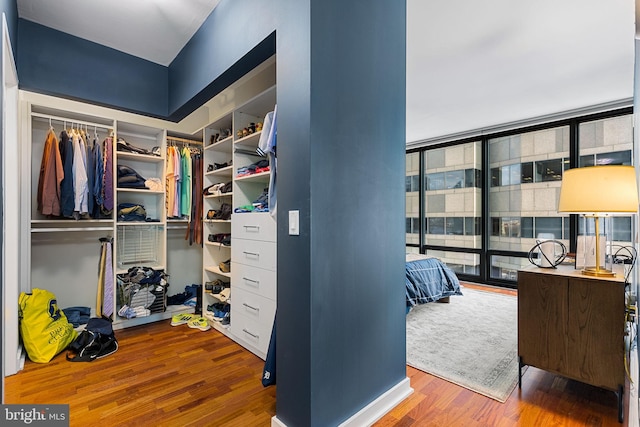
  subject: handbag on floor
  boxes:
[66,317,118,362]
[18,288,78,363]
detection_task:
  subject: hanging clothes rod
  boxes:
[31,112,113,132]
[31,226,115,233]
[167,136,203,145]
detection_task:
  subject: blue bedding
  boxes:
[405,255,462,309]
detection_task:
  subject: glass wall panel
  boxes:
[490,255,530,281]
[423,142,482,262]
[578,114,634,254]
[410,111,632,287]
[426,249,480,277]
[488,126,569,269]
[406,152,420,247]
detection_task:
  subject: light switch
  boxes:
[288,210,299,235]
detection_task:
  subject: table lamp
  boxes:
[558,165,638,277]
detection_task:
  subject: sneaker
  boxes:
[171,312,195,326]
[187,316,211,331]
[220,312,230,326]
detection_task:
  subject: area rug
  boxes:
[406,287,520,403]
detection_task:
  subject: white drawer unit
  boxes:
[231,211,277,360]
[232,212,276,242]
[231,239,276,271]
[232,263,277,301]
[230,287,277,356]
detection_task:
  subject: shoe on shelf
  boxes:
[220,312,230,326]
[219,259,231,273]
[171,312,195,326]
[187,316,211,331]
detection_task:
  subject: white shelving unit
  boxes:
[199,84,277,358]
[24,102,202,332]
[21,58,276,341]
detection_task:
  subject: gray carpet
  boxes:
[406,287,519,402]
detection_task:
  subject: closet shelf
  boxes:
[31,226,114,233]
[31,219,114,233]
[204,193,233,199]
[204,219,231,224]
[204,135,233,152]
[205,165,233,176]
[112,304,194,330]
[234,131,262,149]
[116,188,164,194]
[205,241,231,249]
[31,219,113,224]
[116,151,164,163]
[235,171,270,182]
[204,265,232,278]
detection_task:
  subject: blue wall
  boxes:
[168,0,276,120]
[17,19,169,118]
[275,1,407,424]
[14,0,407,424]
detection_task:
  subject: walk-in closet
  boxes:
[17,56,277,362]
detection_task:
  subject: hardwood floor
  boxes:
[5,284,626,426]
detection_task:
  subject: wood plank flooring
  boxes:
[4,284,626,426]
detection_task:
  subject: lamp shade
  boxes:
[558,165,639,214]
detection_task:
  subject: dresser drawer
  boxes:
[230,288,276,356]
[232,263,276,301]
[232,212,276,242]
[231,239,276,271]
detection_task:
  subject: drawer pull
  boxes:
[243,225,260,230]
[242,328,259,339]
[243,302,259,312]
[243,277,259,285]
[243,251,259,258]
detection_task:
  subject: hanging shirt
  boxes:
[102,136,114,214]
[38,129,64,216]
[166,146,176,217]
[59,130,75,217]
[180,147,192,217]
[72,131,89,215]
[92,138,104,217]
[85,135,95,217]
[258,105,278,217]
[173,146,181,217]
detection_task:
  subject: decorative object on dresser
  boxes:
[558,165,638,277]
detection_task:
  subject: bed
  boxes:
[405,253,462,311]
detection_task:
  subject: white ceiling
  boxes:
[407,0,635,144]
[16,0,636,144]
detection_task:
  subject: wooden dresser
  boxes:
[517,265,626,422]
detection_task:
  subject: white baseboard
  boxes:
[271,377,413,427]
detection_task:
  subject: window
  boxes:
[424,141,481,253]
[406,111,632,287]
[488,125,569,267]
[535,159,563,182]
[406,152,420,247]
[426,172,444,191]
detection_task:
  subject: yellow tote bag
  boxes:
[18,288,78,363]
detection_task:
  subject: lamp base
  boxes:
[581,266,616,277]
